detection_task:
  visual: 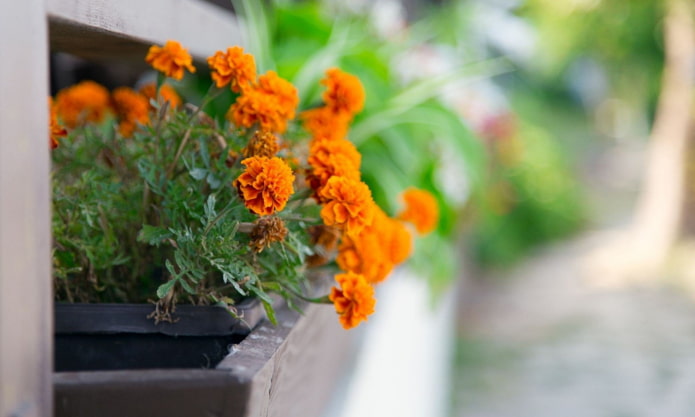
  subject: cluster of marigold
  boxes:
[49,40,439,330]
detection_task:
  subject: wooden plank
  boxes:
[218,303,353,417]
[0,0,52,416]
[47,0,246,62]
[55,369,249,417]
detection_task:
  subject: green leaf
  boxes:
[179,278,196,295]
[223,272,248,296]
[198,138,211,168]
[261,299,277,325]
[205,195,217,221]
[165,259,180,279]
[137,225,172,246]
[156,279,177,299]
[206,172,222,189]
[190,168,208,180]
[248,284,273,306]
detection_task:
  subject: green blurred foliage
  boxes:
[230,0,590,279]
[519,0,665,108]
[469,121,585,266]
[241,0,490,292]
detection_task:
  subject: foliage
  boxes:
[519,0,664,112]
[468,119,585,267]
[51,42,437,329]
[232,0,495,294]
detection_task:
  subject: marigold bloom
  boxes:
[49,97,67,149]
[336,208,411,284]
[207,46,256,92]
[332,206,411,295]
[307,137,362,197]
[329,271,376,330]
[54,80,111,128]
[301,106,350,141]
[243,130,279,158]
[397,188,439,235]
[234,156,295,216]
[338,232,393,284]
[386,217,413,265]
[139,83,181,110]
[321,68,365,118]
[145,40,196,80]
[319,176,375,237]
[111,87,150,137]
[257,70,299,121]
[228,72,299,134]
[249,216,288,252]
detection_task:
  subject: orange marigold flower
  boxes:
[336,208,411,284]
[386,217,413,265]
[111,87,150,137]
[49,97,67,149]
[337,232,394,285]
[243,130,279,158]
[145,40,196,81]
[329,271,376,330]
[321,68,365,118]
[307,137,362,197]
[234,156,295,216]
[319,176,375,237]
[257,70,299,121]
[54,80,111,128]
[397,188,439,235]
[301,106,351,141]
[207,46,256,92]
[228,89,283,133]
[249,216,288,253]
[139,83,181,110]
[228,71,298,134]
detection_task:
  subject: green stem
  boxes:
[186,83,224,125]
[280,284,332,304]
[165,127,193,180]
[203,200,236,236]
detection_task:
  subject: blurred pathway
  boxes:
[453,141,695,417]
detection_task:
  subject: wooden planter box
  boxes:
[54,300,265,371]
[54,301,353,417]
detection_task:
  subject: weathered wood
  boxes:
[0,1,53,416]
[218,303,352,417]
[54,369,250,417]
[47,0,246,62]
[54,302,353,417]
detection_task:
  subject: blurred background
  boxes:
[277,1,695,416]
[51,0,695,415]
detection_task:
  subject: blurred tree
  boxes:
[587,0,695,284]
[523,0,695,283]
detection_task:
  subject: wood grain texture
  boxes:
[0,1,52,416]
[218,302,354,417]
[55,369,249,417]
[47,0,247,62]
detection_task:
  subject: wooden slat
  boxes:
[0,0,52,416]
[47,0,246,62]
[218,303,353,417]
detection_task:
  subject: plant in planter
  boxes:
[50,40,438,365]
